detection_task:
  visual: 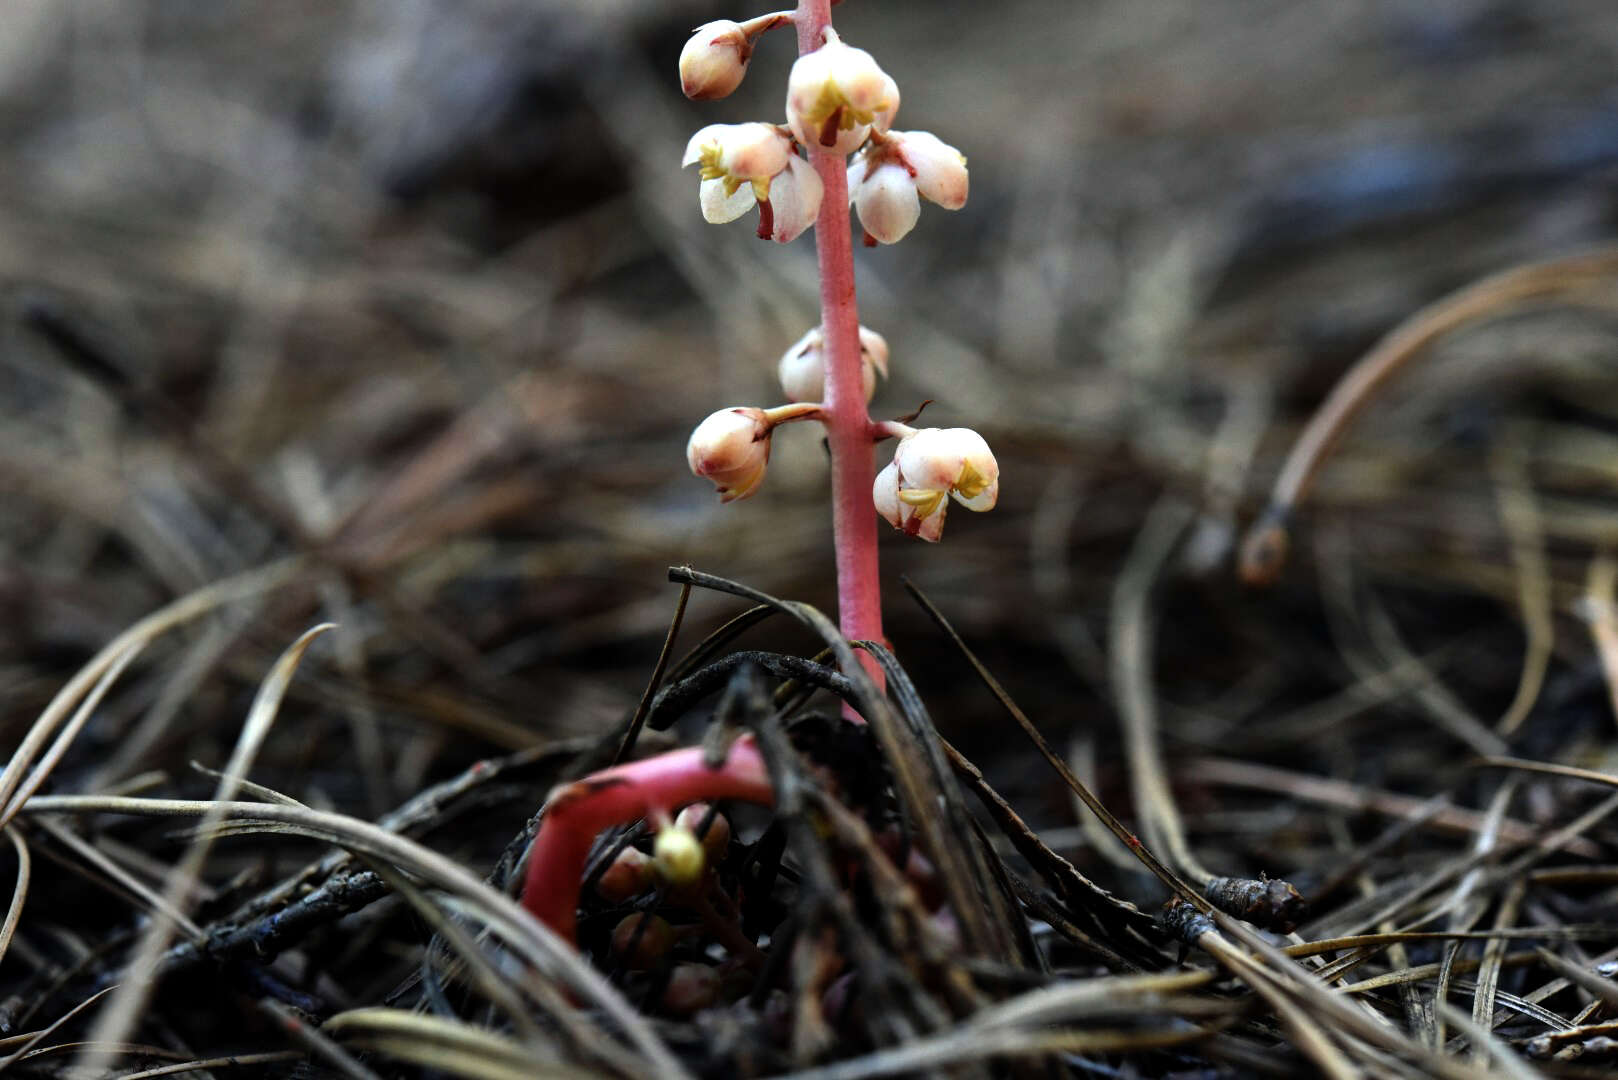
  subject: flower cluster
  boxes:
[679,25,965,247]
[678,18,995,540]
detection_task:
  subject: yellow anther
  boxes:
[896,488,945,517]
[953,460,988,500]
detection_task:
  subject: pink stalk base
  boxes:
[798,0,886,695]
[521,738,773,944]
[521,0,884,945]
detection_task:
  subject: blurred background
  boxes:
[6,0,1618,950]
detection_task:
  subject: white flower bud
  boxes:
[785,32,898,156]
[777,325,889,403]
[679,20,751,101]
[893,130,968,210]
[859,325,891,380]
[875,427,999,541]
[687,407,773,502]
[848,161,920,244]
[765,155,824,244]
[847,131,968,244]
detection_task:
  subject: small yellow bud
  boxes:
[653,824,706,886]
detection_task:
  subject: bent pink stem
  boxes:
[521,737,773,944]
[797,0,885,695]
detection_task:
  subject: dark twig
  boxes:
[647,651,856,731]
[613,582,691,764]
[900,575,1209,910]
[669,566,1015,968]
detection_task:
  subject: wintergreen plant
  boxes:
[522,0,996,963]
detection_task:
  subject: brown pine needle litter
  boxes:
[8,2,1618,1077]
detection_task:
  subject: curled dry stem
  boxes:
[1240,246,1618,585]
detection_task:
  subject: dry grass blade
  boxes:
[0,644,142,827]
[1474,757,1618,790]
[1434,1000,1546,1080]
[1489,439,1553,735]
[1109,497,1216,886]
[1240,245,1618,585]
[1188,759,1601,857]
[0,558,302,830]
[360,860,551,1052]
[1532,947,1618,1010]
[611,581,690,764]
[1469,878,1526,1060]
[20,795,689,1080]
[1584,552,1618,729]
[323,1008,605,1080]
[77,622,333,1077]
[663,603,779,684]
[112,1051,305,1080]
[938,736,1163,967]
[0,985,117,1073]
[1173,902,1507,1080]
[670,566,1017,967]
[900,575,1206,906]
[258,998,383,1080]
[1170,917,1359,1080]
[771,972,1235,1080]
[0,828,30,975]
[1432,778,1515,1048]
[775,1025,1219,1080]
[28,816,203,942]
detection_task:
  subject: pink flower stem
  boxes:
[521,738,773,945]
[797,0,885,698]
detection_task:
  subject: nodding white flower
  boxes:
[778,325,889,403]
[848,130,968,244]
[873,427,998,541]
[679,20,752,101]
[687,407,773,502]
[785,31,899,156]
[683,123,823,243]
[763,155,824,243]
